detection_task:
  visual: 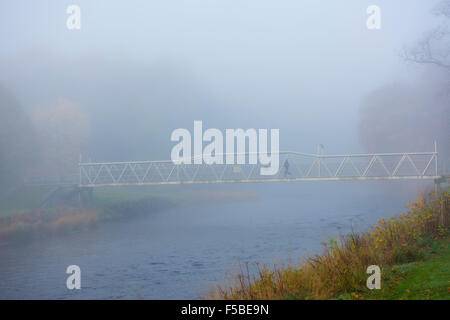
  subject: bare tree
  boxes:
[402,0,450,70]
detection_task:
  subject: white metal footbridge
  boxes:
[78,147,445,187]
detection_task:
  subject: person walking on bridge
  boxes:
[283,159,291,177]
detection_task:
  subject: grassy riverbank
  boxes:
[0,185,177,242]
[207,190,450,300]
[0,184,256,243]
[358,236,449,300]
[0,185,57,217]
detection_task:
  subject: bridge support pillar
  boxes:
[77,187,93,207]
[433,177,448,227]
[434,180,440,195]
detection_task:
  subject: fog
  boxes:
[1,1,446,165]
[0,0,449,300]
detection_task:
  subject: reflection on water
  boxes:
[0,181,421,299]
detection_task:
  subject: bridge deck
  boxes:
[78,151,441,187]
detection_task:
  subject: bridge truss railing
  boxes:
[78,150,439,187]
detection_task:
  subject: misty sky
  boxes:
[0,0,442,160]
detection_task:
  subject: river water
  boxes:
[0,181,422,299]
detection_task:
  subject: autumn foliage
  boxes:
[0,207,99,242]
[207,191,450,299]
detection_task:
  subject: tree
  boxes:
[0,85,39,196]
[359,0,450,173]
[32,98,90,180]
[402,0,450,70]
[358,78,448,155]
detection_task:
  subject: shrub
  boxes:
[206,190,449,299]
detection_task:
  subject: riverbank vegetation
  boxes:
[0,185,177,243]
[0,184,257,243]
[207,190,450,300]
[0,206,99,242]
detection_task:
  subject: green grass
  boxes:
[91,184,254,209]
[207,191,449,300]
[0,185,57,216]
[1,183,252,221]
[91,185,191,207]
[91,185,235,220]
[0,184,192,218]
[361,237,450,300]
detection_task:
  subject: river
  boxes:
[0,181,423,299]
